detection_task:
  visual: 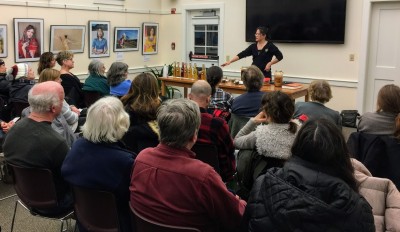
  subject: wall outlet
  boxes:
[349,54,355,61]
[226,55,230,62]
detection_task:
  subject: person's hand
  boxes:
[221,61,231,67]
[1,121,8,130]
[265,62,272,71]
[22,42,28,49]
[70,105,80,116]
[253,111,268,124]
[2,121,15,133]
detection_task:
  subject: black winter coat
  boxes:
[242,156,375,232]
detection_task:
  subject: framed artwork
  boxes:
[114,27,140,52]
[13,18,44,62]
[142,22,158,55]
[50,25,86,54]
[88,21,110,58]
[0,25,7,58]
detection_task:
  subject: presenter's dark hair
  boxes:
[291,118,358,192]
[257,26,271,40]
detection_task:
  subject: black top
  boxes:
[3,118,70,200]
[242,156,375,232]
[121,109,159,154]
[237,42,283,77]
[60,73,85,108]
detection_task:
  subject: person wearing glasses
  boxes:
[222,26,283,79]
[56,51,85,108]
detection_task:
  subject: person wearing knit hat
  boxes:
[9,63,35,115]
[10,63,33,80]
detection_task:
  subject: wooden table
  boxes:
[158,77,309,102]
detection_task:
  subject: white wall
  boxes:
[0,0,364,111]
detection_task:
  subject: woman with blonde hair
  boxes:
[62,96,135,232]
[121,73,160,153]
[293,80,341,127]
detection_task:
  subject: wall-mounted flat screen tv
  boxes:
[246,0,347,44]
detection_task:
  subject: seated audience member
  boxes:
[37,52,56,75]
[188,80,236,182]
[206,66,234,114]
[82,60,109,97]
[56,50,85,108]
[107,62,131,97]
[243,119,375,231]
[293,80,341,127]
[0,59,11,102]
[3,81,73,215]
[234,91,299,169]
[21,68,78,147]
[231,65,265,117]
[352,158,400,231]
[358,84,400,138]
[130,98,246,232]
[121,73,160,153]
[39,69,79,127]
[0,59,12,131]
[62,96,135,232]
[9,63,35,105]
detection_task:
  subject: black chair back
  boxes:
[8,163,58,209]
[83,91,101,108]
[191,143,220,174]
[10,102,30,118]
[72,185,119,232]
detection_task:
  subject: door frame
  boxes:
[182,3,225,66]
[357,0,400,113]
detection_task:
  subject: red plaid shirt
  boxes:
[196,108,236,182]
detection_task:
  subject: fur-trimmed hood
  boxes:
[255,122,298,160]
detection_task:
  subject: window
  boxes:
[194,25,218,57]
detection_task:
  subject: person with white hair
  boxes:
[82,60,109,97]
[62,96,135,232]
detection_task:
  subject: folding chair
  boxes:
[8,163,74,232]
[130,204,201,232]
[72,185,119,232]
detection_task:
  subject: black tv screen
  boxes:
[246,0,347,44]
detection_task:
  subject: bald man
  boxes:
[189,80,236,182]
[3,81,73,215]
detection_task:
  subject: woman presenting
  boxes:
[222,26,283,78]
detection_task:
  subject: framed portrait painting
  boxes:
[0,25,7,58]
[13,18,44,62]
[114,27,140,52]
[142,23,158,55]
[89,21,110,58]
[50,25,86,54]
